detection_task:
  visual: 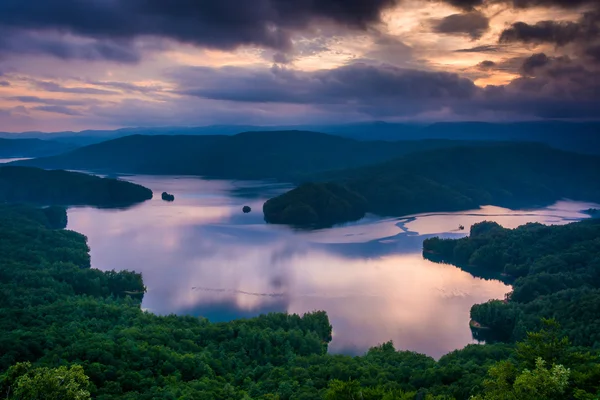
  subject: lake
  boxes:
[66,175,597,358]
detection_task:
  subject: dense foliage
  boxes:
[266,143,600,224]
[263,182,367,227]
[15,132,487,180]
[423,219,600,347]
[1,204,599,399]
[0,166,152,207]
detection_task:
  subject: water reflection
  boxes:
[0,157,31,164]
[67,176,597,358]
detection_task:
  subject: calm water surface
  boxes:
[0,157,31,163]
[67,175,597,358]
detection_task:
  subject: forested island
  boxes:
[1,204,599,399]
[424,219,600,347]
[0,166,153,207]
[263,182,367,227]
[264,144,600,226]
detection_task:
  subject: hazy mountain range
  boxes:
[2,121,599,154]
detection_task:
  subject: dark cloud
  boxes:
[0,0,399,54]
[477,60,497,70]
[499,10,599,50]
[585,44,600,62]
[359,33,413,67]
[500,20,586,46]
[432,12,490,39]
[168,61,600,119]
[33,105,83,116]
[507,0,596,8]
[0,81,9,87]
[272,52,293,64]
[173,63,477,111]
[488,53,600,118]
[499,9,600,76]
[454,45,504,53]
[0,29,141,62]
[521,53,550,75]
[439,0,485,11]
[33,81,119,95]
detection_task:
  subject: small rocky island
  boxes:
[243,206,252,214]
[161,192,175,202]
[263,182,367,227]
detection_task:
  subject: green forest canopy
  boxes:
[263,143,600,225]
[0,166,152,207]
[263,182,368,227]
[0,204,599,399]
[424,219,600,347]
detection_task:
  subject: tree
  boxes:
[1,362,91,400]
[515,319,571,369]
[471,358,569,400]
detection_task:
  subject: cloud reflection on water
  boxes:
[67,176,596,358]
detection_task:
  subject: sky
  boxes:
[0,0,598,132]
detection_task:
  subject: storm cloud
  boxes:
[170,61,600,119]
[499,9,600,69]
[0,0,399,56]
[174,63,477,108]
[0,0,599,129]
[433,12,490,39]
[0,29,142,62]
[500,19,594,46]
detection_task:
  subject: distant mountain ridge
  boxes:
[13,131,486,180]
[0,138,77,158]
[2,121,599,154]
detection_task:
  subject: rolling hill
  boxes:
[14,131,482,180]
[264,143,600,225]
[0,138,77,158]
[4,121,598,154]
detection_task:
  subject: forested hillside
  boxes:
[264,143,600,225]
[424,219,600,347]
[0,166,152,207]
[263,182,367,227]
[13,132,485,180]
[0,138,76,158]
[0,205,599,399]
